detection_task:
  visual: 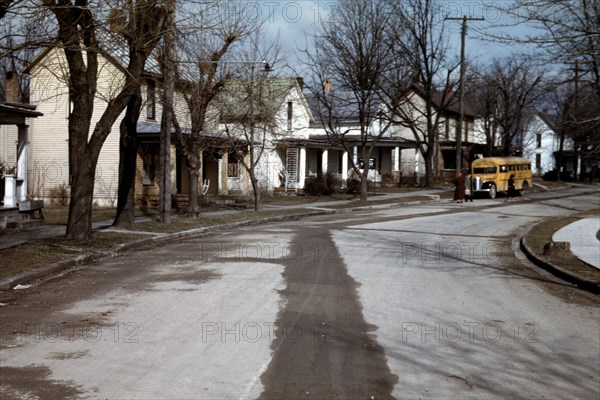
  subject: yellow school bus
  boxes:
[471,157,532,199]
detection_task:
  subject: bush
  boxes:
[324,172,342,193]
[304,173,343,196]
[49,183,70,206]
[304,176,329,196]
[346,178,361,194]
[543,169,573,182]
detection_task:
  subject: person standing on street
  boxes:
[454,172,465,203]
[505,174,516,203]
[465,172,474,202]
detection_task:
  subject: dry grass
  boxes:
[264,193,358,206]
[525,211,600,284]
[0,232,147,280]
[43,207,117,225]
[136,209,322,233]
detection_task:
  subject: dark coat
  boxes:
[454,174,465,201]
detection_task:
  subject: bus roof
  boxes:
[472,157,530,165]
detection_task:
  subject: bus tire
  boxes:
[488,183,497,199]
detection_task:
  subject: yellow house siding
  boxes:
[0,125,18,165]
[28,48,71,201]
[27,47,127,206]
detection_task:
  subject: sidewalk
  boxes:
[553,216,600,269]
[0,189,447,251]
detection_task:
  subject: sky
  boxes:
[247,0,536,72]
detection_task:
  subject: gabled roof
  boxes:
[536,112,558,132]
[305,84,479,125]
[218,77,304,123]
[24,31,160,77]
[410,84,479,119]
[305,91,383,124]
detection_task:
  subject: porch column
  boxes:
[298,146,307,189]
[16,124,28,202]
[321,149,328,176]
[341,151,349,185]
[3,174,16,207]
[353,146,358,167]
[393,146,400,172]
[220,151,228,195]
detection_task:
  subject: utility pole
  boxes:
[446,15,484,176]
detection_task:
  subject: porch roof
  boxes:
[137,122,245,146]
[0,102,43,125]
[277,134,417,149]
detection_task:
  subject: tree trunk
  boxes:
[424,149,435,188]
[360,169,368,201]
[250,174,262,211]
[187,154,200,218]
[113,93,142,228]
[66,144,100,241]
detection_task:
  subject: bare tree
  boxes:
[112,0,171,228]
[484,0,599,172]
[0,0,19,20]
[547,80,600,181]
[384,0,458,187]
[218,35,284,211]
[1,2,52,102]
[304,0,397,200]
[487,57,545,156]
[40,0,167,240]
[463,64,501,156]
[171,7,256,217]
[488,0,599,98]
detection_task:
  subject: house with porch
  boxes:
[20,41,313,205]
[0,73,43,208]
[17,38,484,205]
[522,113,574,176]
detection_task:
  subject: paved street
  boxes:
[1,188,599,399]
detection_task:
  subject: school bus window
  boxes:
[474,167,497,174]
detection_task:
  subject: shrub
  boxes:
[304,176,328,196]
[324,172,341,193]
[346,178,361,194]
[49,183,70,206]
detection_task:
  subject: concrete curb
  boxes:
[520,235,600,295]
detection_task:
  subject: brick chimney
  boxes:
[5,71,20,103]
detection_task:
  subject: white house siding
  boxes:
[522,115,574,175]
[28,48,127,206]
[259,83,313,192]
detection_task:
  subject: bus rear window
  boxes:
[474,167,497,174]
